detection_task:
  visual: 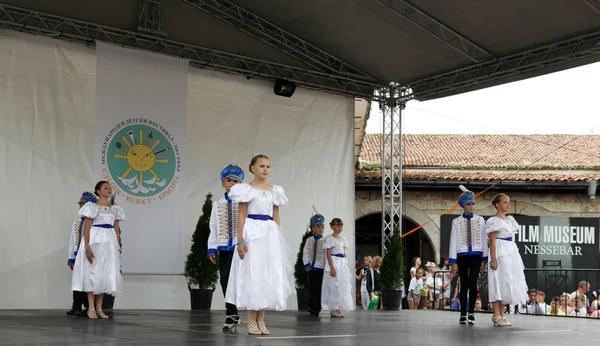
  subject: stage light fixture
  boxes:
[588,180,597,200]
[273,78,296,98]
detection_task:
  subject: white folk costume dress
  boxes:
[486,216,528,305]
[225,183,292,311]
[321,235,355,312]
[71,202,124,296]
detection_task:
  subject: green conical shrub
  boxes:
[184,193,218,290]
[293,226,313,289]
[380,227,405,290]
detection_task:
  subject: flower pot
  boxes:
[102,295,115,311]
[190,289,214,310]
[381,289,402,310]
[296,288,309,311]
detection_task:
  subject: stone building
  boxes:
[355,133,600,269]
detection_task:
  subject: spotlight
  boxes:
[273,78,296,98]
[588,180,597,200]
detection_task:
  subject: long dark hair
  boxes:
[439,255,449,268]
[94,181,110,197]
[412,256,420,267]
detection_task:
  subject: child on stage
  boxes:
[303,214,326,316]
[321,218,355,318]
[207,164,244,330]
[486,193,528,327]
[66,191,96,316]
[225,154,292,336]
[449,185,488,325]
[72,181,124,319]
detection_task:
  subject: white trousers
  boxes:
[360,286,370,309]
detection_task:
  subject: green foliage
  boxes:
[184,193,218,290]
[380,227,405,290]
[358,161,381,171]
[294,226,314,290]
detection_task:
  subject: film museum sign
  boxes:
[441,215,599,269]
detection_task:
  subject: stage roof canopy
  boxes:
[1,0,600,101]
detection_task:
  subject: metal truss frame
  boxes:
[581,0,600,15]
[1,4,599,103]
[181,0,376,81]
[409,29,600,100]
[374,0,493,62]
[0,4,380,100]
[380,84,409,255]
[138,0,166,36]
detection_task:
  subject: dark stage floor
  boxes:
[1,309,599,346]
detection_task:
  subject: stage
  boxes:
[1,309,597,345]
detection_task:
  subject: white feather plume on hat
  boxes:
[457,184,476,207]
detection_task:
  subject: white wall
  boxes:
[0,30,355,309]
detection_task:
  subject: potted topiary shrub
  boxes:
[293,227,313,311]
[380,227,405,310]
[184,193,219,310]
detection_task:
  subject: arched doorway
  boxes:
[355,213,435,279]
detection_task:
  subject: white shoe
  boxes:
[467,313,475,325]
[492,316,507,327]
[223,315,240,331]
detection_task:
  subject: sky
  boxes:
[365,61,600,135]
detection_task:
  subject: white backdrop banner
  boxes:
[95,42,188,274]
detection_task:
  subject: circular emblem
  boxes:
[107,124,176,197]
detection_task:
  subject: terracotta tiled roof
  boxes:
[355,169,600,182]
[361,134,600,169]
[358,134,600,182]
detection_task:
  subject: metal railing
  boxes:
[419,269,600,318]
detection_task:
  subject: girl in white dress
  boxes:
[225,155,291,336]
[321,218,355,317]
[71,181,124,319]
[486,193,528,327]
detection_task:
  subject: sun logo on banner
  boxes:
[107,124,176,197]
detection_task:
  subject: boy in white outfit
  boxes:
[449,185,488,325]
[207,164,244,330]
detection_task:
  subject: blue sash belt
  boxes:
[332,254,345,258]
[247,214,273,221]
[93,224,114,229]
[498,237,512,241]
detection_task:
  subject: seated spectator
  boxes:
[560,293,573,315]
[589,299,600,318]
[518,289,546,315]
[547,296,566,316]
[474,298,483,312]
[537,290,549,314]
[570,281,590,309]
[570,294,588,318]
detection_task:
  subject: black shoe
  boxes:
[308,308,320,317]
[459,315,467,324]
[223,315,240,331]
[468,313,475,325]
[77,309,88,317]
[66,309,80,316]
